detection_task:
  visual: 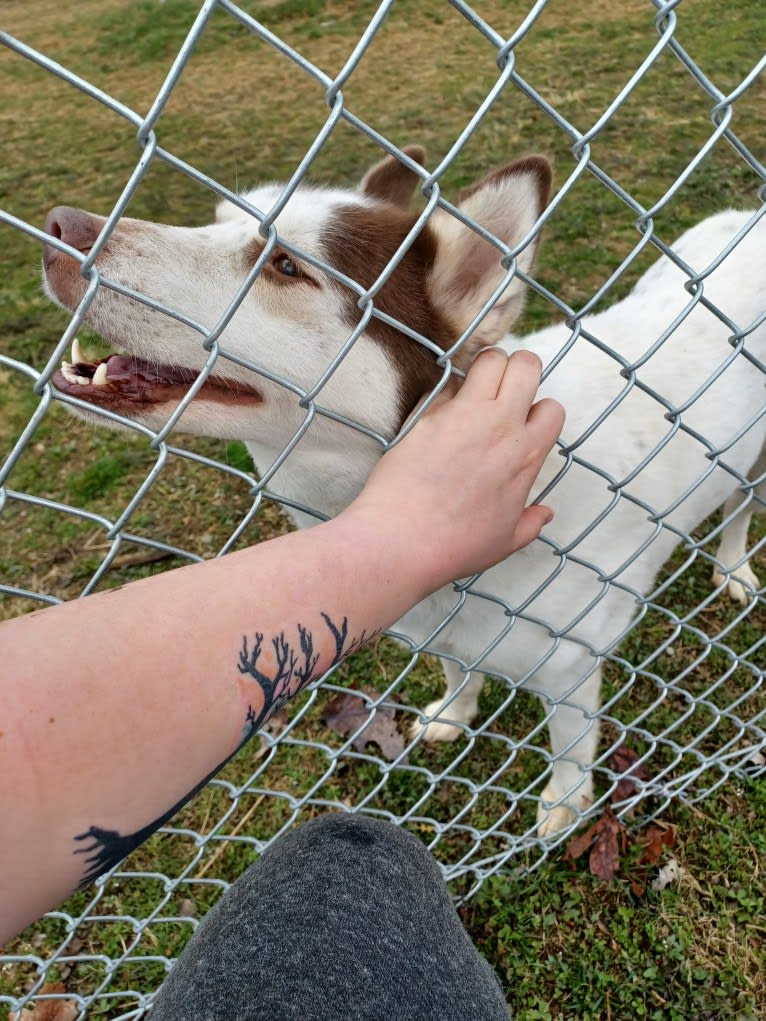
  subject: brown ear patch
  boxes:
[321,202,454,423]
[359,145,427,209]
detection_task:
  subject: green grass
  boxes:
[1,0,766,1017]
[466,782,766,1021]
[91,0,343,67]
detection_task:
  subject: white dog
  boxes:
[43,150,765,834]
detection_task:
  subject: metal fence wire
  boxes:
[2,0,765,1016]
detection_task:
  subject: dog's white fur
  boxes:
[44,155,766,834]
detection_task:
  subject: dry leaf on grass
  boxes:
[564,744,677,887]
[629,821,677,895]
[321,687,406,762]
[8,984,77,1021]
[588,808,625,882]
[261,707,289,738]
[638,821,676,867]
[178,898,196,918]
[651,856,682,891]
[609,743,651,807]
[564,806,624,882]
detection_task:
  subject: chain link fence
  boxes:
[2,0,765,1016]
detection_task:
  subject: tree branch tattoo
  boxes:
[237,613,374,732]
[73,613,374,887]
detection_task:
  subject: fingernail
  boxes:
[472,344,509,362]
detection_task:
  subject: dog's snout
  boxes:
[44,206,100,269]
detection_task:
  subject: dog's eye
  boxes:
[272,253,301,278]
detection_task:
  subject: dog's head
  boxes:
[43,149,550,447]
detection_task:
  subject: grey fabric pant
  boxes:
[150,814,510,1020]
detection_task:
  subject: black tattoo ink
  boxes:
[238,613,376,732]
[73,754,234,887]
[73,613,375,888]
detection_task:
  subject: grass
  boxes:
[1,0,765,1017]
[466,786,766,1020]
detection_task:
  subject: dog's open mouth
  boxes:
[52,338,262,409]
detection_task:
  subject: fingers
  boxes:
[457,348,544,421]
[456,346,511,402]
[452,350,563,462]
[527,396,566,444]
[509,504,555,552]
[495,350,544,419]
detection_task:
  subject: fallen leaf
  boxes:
[637,822,676,868]
[262,708,288,738]
[609,744,651,805]
[564,808,624,882]
[9,984,77,1021]
[321,687,406,762]
[564,819,601,862]
[630,877,646,896]
[564,757,678,889]
[651,856,682,892]
[588,808,623,882]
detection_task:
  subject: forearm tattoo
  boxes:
[73,613,373,887]
[238,612,374,733]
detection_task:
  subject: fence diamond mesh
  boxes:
[1,0,765,1017]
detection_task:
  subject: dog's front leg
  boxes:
[535,666,601,837]
[409,659,483,743]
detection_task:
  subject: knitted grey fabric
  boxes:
[150,814,510,1020]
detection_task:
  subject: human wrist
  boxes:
[333,497,447,610]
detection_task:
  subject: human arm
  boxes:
[0,349,563,943]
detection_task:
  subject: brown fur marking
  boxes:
[360,145,427,209]
[322,204,455,423]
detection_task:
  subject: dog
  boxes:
[42,149,766,835]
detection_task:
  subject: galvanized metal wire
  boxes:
[1,0,765,1016]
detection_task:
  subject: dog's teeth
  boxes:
[71,337,85,365]
[74,373,91,385]
[92,362,109,386]
[61,361,79,384]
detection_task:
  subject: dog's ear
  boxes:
[428,155,551,366]
[359,145,426,208]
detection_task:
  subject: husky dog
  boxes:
[43,150,765,832]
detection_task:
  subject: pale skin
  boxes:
[0,349,564,944]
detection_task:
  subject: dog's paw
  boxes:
[712,563,760,605]
[536,783,592,838]
[408,700,468,744]
[536,802,577,838]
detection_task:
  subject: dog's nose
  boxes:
[44,206,101,269]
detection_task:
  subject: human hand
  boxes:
[347,348,565,596]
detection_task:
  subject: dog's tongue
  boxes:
[104,354,199,385]
[54,344,262,406]
[103,354,142,382]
